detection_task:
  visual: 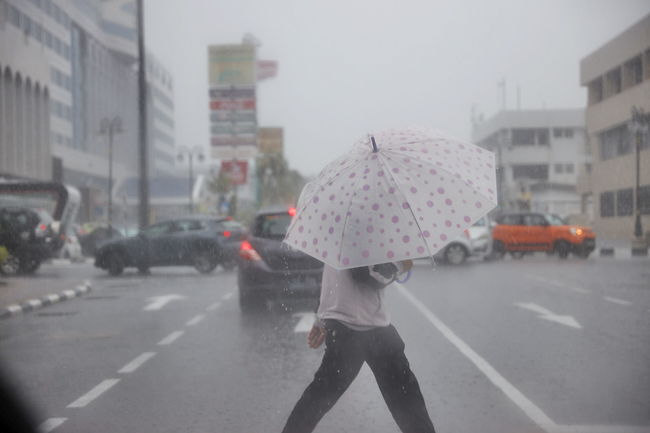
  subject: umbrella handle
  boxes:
[370,135,378,152]
[396,269,411,284]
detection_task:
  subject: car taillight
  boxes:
[463,229,470,239]
[223,230,231,238]
[240,241,262,261]
[288,207,296,216]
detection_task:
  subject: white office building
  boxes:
[472,109,591,220]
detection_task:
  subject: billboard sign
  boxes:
[208,45,256,86]
[209,99,256,111]
[258,127,283,154]
[210,111,257,123]
[211,123,258,135]
[211,147,258,159]
[257,60,278,81]
[209,87,255,99]
[221,160,248,185]
[211,136,257,147]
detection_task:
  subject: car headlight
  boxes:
[569,227,583,236]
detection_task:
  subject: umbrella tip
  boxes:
[370,135,378,153]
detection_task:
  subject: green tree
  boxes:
[256,155,306,208]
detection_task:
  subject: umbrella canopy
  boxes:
[284,126,497,270]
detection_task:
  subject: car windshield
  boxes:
[254,213,292,239]
[472,218,486,227]
[543,214,566,225]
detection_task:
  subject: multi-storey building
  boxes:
[0,0,175,223]
[579,13,650,241]
[472,109,591,219]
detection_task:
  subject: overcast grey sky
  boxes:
[144,0,650,178]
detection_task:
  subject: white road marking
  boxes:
[157,331,184,345]
[7,305,21,314]
[46,294,60,303]
[67,379,120,408]
[186,314,205,326]
[143,294,186,311]
[118,352,157,373]
[515,303,582,329]
[395,284,558,431]
[37,418,67,433]
[570,287,591,295]
[604,296,632,306]
[293,312,316,333]
[62,290,76,299]
[222,292,234,300]
[207,302,221,311]
[28,299,43,308]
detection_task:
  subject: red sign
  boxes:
[257,60,278,81]
[209,99,256,111]
[221,161,248,185]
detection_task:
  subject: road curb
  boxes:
[0,281,92,319]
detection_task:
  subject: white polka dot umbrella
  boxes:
[283,126,498,270]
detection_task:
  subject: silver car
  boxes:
[432,216,492,265]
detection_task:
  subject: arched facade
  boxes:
[0,65,52,181]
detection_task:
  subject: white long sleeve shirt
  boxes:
[315,262,405,331]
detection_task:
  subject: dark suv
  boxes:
[238,207,324,311]
[95,216,244,275]
[0,207,61,275]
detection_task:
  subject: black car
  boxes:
[94,216,244,275]
[238,207,324,311]
[0,207,62,275]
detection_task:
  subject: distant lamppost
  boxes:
[99,116,123,238]
[627,106,649,239]
[177,146,205,214]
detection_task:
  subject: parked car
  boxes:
[491,212,596,259]
[431,216,492,265]
[0,207,62,275]
[58,232,84,262]
[94,216,244,275]
[238,207,324,311]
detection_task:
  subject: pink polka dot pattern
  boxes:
[282,126,497,269]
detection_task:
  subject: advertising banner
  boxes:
[210,111,257,123]
[210,99,256,111]
[257,60,278,81]
[211,136,258,147]
[221,160,248,185]
[209,87,256,99]
[258,127,283,154]
[211,147,258,159]
[208,45,256,86]
[211,123,258,135]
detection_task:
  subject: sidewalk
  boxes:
[596,237,649,258]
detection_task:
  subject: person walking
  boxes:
[281,259,436,433]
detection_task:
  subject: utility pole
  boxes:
[99,117,123,238]
[137,0,149,229]
[177,146,205,214]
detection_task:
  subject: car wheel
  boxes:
[444,244,467,265]
[106,252,125,276]
[239,286,263,312]
[0,254,21,276]
[221,258,238,271]
[194,251,218,274]
[19,255,41,274]
[510,251,525,259]
[555,241,570,259]
[492,241,506,259]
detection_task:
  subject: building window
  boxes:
[10,6,20,27]
[22,14,31,34]
[616,189,634,216]
[604,67,622,97]
[554,163,563,174]
[512,165,549,180]
[43,0,51,15]
[599,124,631,160]
[537,129,549,145]
[564,129,573,138]
[33,22,42,41]
[623,55,643,89]
[639,185,650,215]
[45,30,52,48]
[553,128,562,138]
[512,129,535,145]
[600,191,615,217]
[565,163,574,174]
[588,77,603,105]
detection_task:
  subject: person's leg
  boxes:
[282,325,365,433]
[364,325,436,433]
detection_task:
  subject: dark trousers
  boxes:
[282,321,436,433]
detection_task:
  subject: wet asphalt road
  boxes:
[0,255,649,433]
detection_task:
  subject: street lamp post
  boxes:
[627,106,649,241]
[177,146,205,214]
[99,116,123,238]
